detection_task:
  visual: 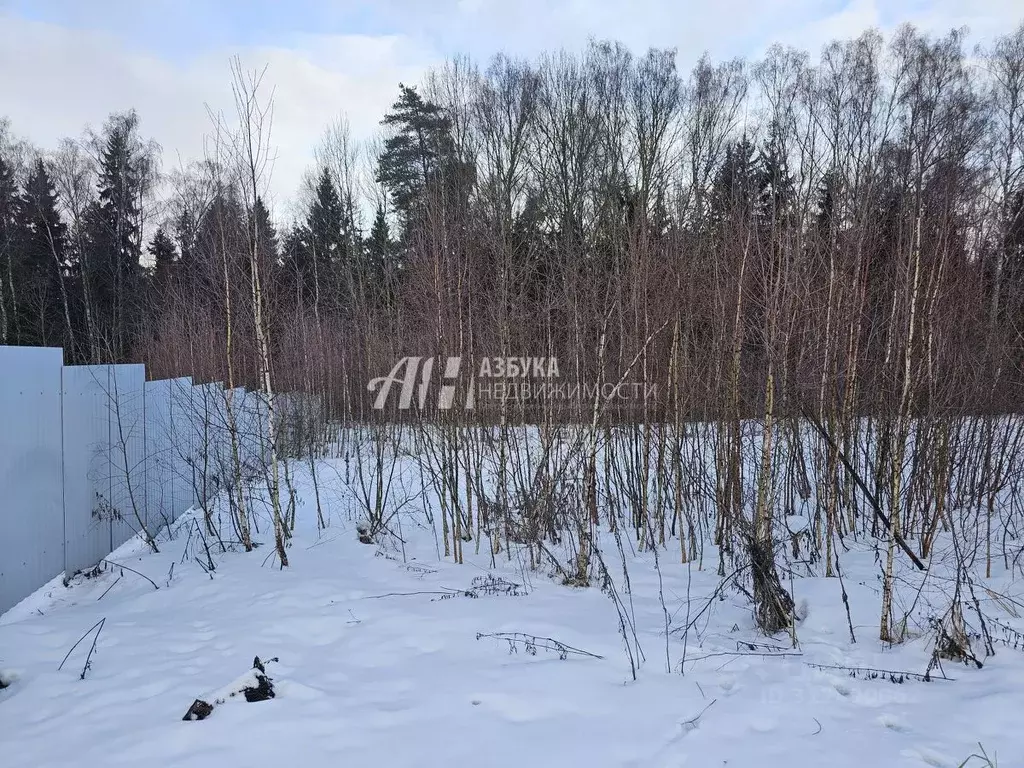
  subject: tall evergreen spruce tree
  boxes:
[149,225,177,304]
[20,158,73,350]
[84,111,150,361]
[0,154,21,345]
[363,204,393,304]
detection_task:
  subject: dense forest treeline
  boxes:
[1,23,1023,423]
[6,23,1024,649]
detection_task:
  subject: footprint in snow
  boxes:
[718,676,740,696]
[748,716,777,734]
[877,713,909,733]
[638,704,719,768]
[899,747,955,767]
[830,679,851,697]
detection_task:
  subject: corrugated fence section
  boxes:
[0,346,267,615]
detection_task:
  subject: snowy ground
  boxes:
[1,463,1021,767]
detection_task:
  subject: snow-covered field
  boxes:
[1,461,1020,767]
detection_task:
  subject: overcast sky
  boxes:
[1,0,1020,216]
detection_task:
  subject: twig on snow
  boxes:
[681,650,803,668]
[97,576,122,601]
[102,559,159,591]
[362,588,473,600]
[58,618,106,680]
[682,698,717,729]
[805,661,950,683]
[476,632,604,660]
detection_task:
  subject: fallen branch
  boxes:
[682,698,717,729]
[804,661,949,683]
[102,559,160,590]
[988,616,1024,651]
[795,396,925,570]
[682,650,803,666]
[97,576,122,601]
[476,632,604,660]
[362,588,473,600]
[471,574,527,597]
[735,640,793,654]
[57,618,106,680]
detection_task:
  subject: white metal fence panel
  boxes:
[144,378,174,531]
[62,365,114,575]
[1,346,275,616]
[168,377,197,513]
[184,382,224,507]
[238,388,261,479]
[109,364,147,551]
[0,347,65,614]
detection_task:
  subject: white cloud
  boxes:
[0,13,435,217]
[0,1,1021,222]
